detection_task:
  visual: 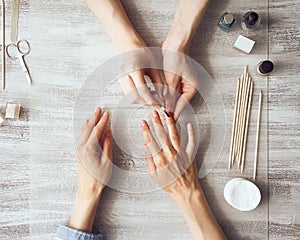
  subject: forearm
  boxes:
[164,0,210,51]
[69,189,102,233]
[85,0,144,52]
[172,188,226,240]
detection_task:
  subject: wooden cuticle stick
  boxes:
[233,68,247,166]
[228,78,241,169]
[237,71,249,168]
[241,80,254,173]
[1,0,5,91]
[238,76,251,167]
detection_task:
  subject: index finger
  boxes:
[87,111,110,146]
[131,71,161,107]
[164,111,181,151]
[77,107,102,145]
[174,87,197,121]
[140,120,161,157]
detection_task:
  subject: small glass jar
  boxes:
[218,12,236,31]
[257,60,274,76]
[242,11,261,30]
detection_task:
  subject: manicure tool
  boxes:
[6,0,32,85]
[6,39,32,84]
[1,0,5,90]
[11,0,19,43]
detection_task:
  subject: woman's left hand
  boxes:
[69,107,113,232]
[76,107,113,196]
[162,42,199,121]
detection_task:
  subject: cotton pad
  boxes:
[224,178,261,211]
[5,103,21,119]
[234,35,255,54]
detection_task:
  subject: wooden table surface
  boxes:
[0,0,299,239]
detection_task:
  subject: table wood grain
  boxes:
[0,0,299,239]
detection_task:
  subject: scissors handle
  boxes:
[6,39,30,58]
[6,43,18,59]
[16,39,30,55]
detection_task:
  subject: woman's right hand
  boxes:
[140,109,201,198]
[85,0,164,108]
[118,43,164,108]
[141,110,227,240]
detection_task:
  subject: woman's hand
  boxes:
[140,110,227,240]
[161,0,210,120]
[85,0,164,107]
[118,46,164,107]
[161,45,199,120]
[140,109,200,197]
[76,107,113,195]
[69,107,113,233]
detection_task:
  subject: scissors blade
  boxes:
[18,55,32,85]
[11,0,19,43]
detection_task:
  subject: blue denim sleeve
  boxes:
[55,225,103,240]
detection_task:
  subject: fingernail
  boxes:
[163,110,170,118]
[187,123,193,130]
[103,111,109,117]
[106,129,111,137]
[152,110,158,118]
[140,120,146,127]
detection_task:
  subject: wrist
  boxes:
[163,29,191,54]
[76,186,103,202]
[114,28,147,53]
[68,189,102,232]
[171,186,205,207]
[172,187,209,226]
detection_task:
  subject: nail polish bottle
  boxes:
[242,11,261,30]
[257,60,274,76]
[218,12,236,31]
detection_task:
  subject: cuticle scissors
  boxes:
[6,39,32,85]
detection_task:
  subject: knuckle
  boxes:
[128,95,139,104]
[171,132,179,140]
[140,88,148,95]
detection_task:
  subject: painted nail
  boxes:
[163,110,170,118]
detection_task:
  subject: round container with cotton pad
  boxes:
[224,178,261,211]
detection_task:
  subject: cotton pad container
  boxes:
[224,178,261,211]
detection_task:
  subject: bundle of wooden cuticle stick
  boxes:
[228,66,262,177]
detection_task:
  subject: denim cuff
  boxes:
[55,225,103,240]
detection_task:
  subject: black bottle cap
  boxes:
[245,11,259,26]
[259,61,274,74]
